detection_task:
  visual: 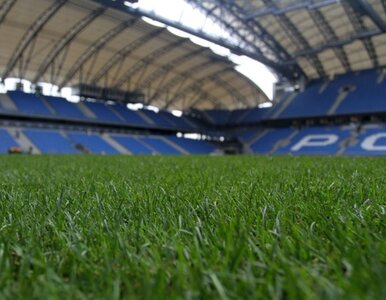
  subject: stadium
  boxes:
[0,0,385,298]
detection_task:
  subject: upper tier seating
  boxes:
[238,107,271,123]
[109,104,149,127]
[166,136,217,154]
[7,91,53,116]
[67,132,119,154]
[83,102,123,123]
[110,135,153,154]
[139,137,181,154]
[140,110,175,129]
[45,96,86,119]
[1,92,198,132]
[158,111,195,131]
[334,70,386,115]
[201,109,232,125]
[0,129,19,153]
[24,129,78,154]
[277,81,335,119]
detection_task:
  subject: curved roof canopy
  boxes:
[185,0,386,80]
[0,0,268,111]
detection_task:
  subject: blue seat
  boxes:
[278,81,336,119]
[234,129,259,144]
[111,135,153,154]
[45,96,86,119]
[334,70,386,115]
[140,137,181,154]
[277,126,350,155]
[24,129,78,154]
[167,136,216,154]
[110,104,149,127]
[67,132,119,154]
[7,91,52,116]
[0,129,19,153]
[240,107,271,123]
[158,111,194,131]
[140,110,174,128]
[250,128,294,153]
[83,102,123,123]
[345,126,386,156]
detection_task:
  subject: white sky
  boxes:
[127,0,278,100]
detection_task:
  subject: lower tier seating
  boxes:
[0,126,217,155]
[250,128,295,153]
[139,137,182,155]
[0,129,19,153]
[110,135,153,155]
[24,129,79,154]
[67,132,119,154]
[244,124,386,155]
[166,136,217,154]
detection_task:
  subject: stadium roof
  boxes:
[1,0,385,111]
[184,0,386,80]
[0,0,269,111]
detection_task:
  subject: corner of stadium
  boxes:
[0,0,385,298]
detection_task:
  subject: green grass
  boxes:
[0,155,385,299]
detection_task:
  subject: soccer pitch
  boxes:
[0,155,385,299]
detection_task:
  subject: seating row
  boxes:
[0,128,216,155]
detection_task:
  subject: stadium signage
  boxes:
[291,133,386,152]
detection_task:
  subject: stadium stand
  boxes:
[110,135,154,155]
[344,124,386,156]
[139,137,182,154]
[0,128,20,153]
[67,132,119,155]
[250,128,295,154]
[276,126,351,155]
[7,91,53,116]
[44,96,87,120]
[334,70,386,116]
[109,104,150,127]
[158,111,195,131]
[83,102,123,123]
[139,109,175,129]
[238,107,271,123]
[23,129,78,154]
[166,136,217,154]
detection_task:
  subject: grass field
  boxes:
[0,155,385,299]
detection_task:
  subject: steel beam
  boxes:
[90,28,164,85]
[261,0,326,78]
[293,29,381,59]
[0,0,16,25]
[244,0,339,20]
[2,0,67,80]
[137,47,207,90]
[58,18,138,89]
[342,1,379,67]
[308,9,351,72]
[352,0,386,32]
[33,6,106,83]
[147,60,224,104]
[162,67,235,109]
[113,39,189,88]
